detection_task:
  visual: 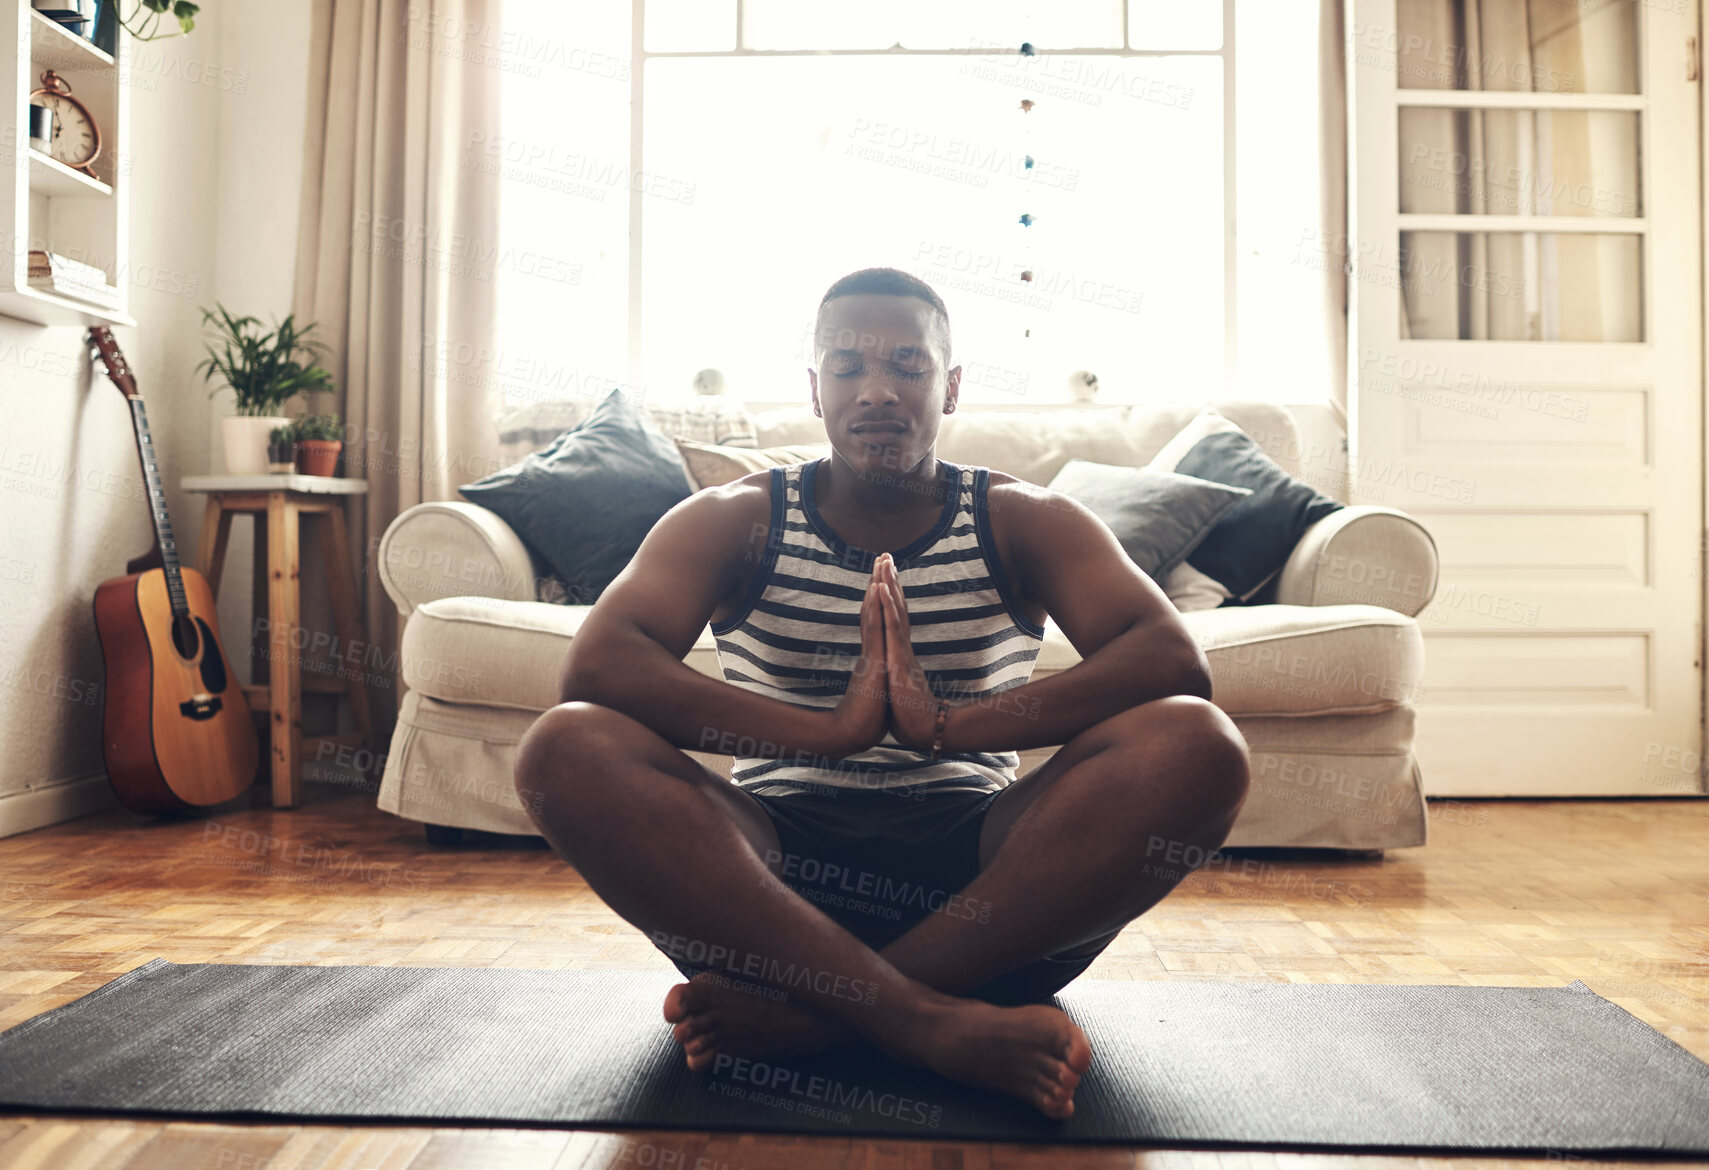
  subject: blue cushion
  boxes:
[1048,460,1253,580]
[459,389,692,604]
[1171,431,1345,602]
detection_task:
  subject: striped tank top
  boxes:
[711,457,1046,795]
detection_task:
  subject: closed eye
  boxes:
[828,358,929,381]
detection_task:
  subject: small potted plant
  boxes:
[292,413,344,476]
[267,424,295,473]
[196,303,336,476]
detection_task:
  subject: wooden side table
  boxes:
[182,474,373,808]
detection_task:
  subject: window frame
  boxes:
[614,0,1238,410]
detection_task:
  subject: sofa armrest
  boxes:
[377,502,551,618]
[1270,505,1439,617]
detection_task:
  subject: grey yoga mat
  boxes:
[0,959,1706,1153]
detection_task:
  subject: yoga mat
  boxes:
[1,959,1706,1154]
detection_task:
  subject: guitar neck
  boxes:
[127,396,187,616]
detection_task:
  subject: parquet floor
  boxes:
[1,786,1705,1169]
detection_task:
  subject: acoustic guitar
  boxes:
[88,326,259,812]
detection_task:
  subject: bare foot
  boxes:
[662,971,849,1070]
[663,974,1093,1120]
[903,997,1092,1121]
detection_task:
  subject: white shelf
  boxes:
[28,9,113,70]
[28,148,111,197]
[2,0,128,328]
[0,283,133,327]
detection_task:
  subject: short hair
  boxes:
[814,267,952,369]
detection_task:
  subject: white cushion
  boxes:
[750,400,1304,482]
[1025,604,1421,717]
[1178,604,1425,716]
[496,394,758,464]
[1161,561,1231,611]
[411,596,1422,721]
[401,597,721,710]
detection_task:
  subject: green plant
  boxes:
[196,304,335,418]
[292,413,344,443]
[103,0,199,41]
[268,425,293,445]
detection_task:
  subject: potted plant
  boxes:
[292,413,344,477]
[196,304,335,476]
[267,424,295,474]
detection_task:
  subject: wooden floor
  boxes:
[1,785,1706,1169]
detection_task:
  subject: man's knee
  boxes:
[513,701,630,809]
[1167,695,1249,813]
[1111,695,1251,816]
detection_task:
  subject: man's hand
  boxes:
[876,554,943,751]
[828,558,890,757]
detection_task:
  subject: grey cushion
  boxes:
[458,388,692,604]
[1048,459,1253,579]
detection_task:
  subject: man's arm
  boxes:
[941,481,1212,754]
[558,478,859,763]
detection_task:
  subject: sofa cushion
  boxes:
[1177,604,1424,716]
[934,407,1144,484]
[749,405,833,447]
[1030,603,1422,717]
[1047,459,1252,579]
[497,392,758,463]
[1160,561,1232,611]
[402,596,724,710]
[415,594,1421,721]
[673,438,832,490]
[1147,409,1344,602]
[750,401,1306,482]
[459,388,693,605]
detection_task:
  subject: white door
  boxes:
[1347,0,1703,795]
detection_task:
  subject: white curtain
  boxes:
[293,0,507,737]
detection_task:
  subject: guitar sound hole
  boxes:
[171,612,201,660]
[194,617,228,692]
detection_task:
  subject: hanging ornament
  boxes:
[1067,371,1099,405]
[1018,10,1037,345]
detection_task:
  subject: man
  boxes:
[514,267,1250,1120]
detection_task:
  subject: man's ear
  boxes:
[808,368,819,411]
[944,364,961,411]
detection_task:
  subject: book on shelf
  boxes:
[27,250,119,307]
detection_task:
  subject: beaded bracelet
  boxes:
[928,698,949,761]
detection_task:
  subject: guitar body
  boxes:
[94,565,259,812]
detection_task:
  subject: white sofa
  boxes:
[374,401,1439,852]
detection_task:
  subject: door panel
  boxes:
[1348,0,1702,795]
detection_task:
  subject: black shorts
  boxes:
[662,778,1111,1006]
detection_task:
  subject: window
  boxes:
[493,1,1330,412]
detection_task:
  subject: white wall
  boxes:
[0,3,314,836]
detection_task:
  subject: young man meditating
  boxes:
[514,267,1251,1120]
